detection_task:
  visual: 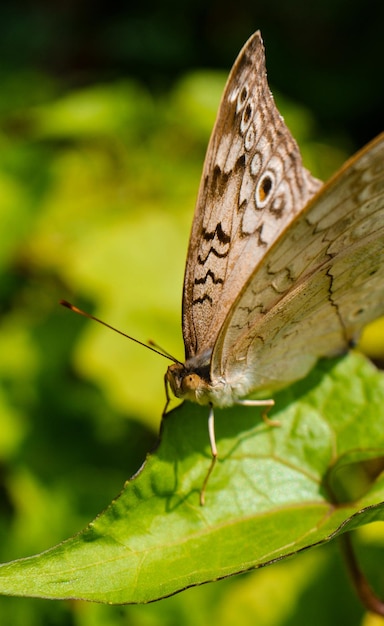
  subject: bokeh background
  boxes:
[0,1,383,624]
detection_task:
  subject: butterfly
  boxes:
[165,31,384,502]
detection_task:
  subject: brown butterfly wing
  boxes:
[182,31,321,360]
[213,133,384,392]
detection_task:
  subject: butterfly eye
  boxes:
[255,171,275,208]
[181,373,201,393]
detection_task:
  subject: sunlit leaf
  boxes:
[0,352,383,604]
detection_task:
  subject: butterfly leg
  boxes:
[200,404,217,506]
[235,398,280,426]
[162,372,172,417]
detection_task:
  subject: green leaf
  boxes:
[0,351,383,604]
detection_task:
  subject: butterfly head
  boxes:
[166,356,213,406]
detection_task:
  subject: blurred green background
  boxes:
[0,1,383,624]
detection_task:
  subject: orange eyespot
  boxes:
[258,175,272,202]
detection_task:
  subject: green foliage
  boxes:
[0,351,383,607]
[0,55,383,625]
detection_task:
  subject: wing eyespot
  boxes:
[236,84,249,112]
[250,152,262,176]
[255,171,275,209]
[240,100,254,134]
[244,124,255,151]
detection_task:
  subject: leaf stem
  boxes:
[340,532,384,616]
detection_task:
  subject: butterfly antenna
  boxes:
[148,339,180,361]
[60,300,182,364]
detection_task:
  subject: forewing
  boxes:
[213,133,384,391]
[182,31,321,359]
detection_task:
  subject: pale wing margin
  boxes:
[213,133,384,392]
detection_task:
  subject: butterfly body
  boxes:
[164,31,384,503]
[169,32,384,416]
[167,352,256,408]
[61,33,383,506]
